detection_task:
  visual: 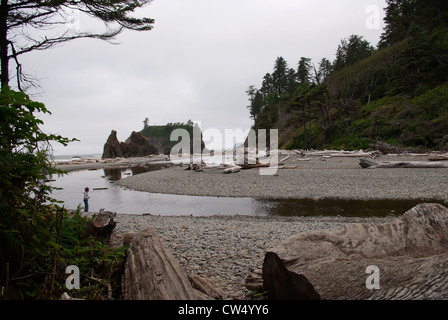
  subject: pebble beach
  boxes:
[116,155,448,201]
[113,213,397,299]
[60,153,448,299]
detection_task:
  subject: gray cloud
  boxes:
[20,0,386,155]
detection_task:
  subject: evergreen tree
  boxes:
[272,57,289,96]
[333,35,375,70]
[297,57,313,85]
[316,58,333,84]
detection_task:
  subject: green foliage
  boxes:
[0,88,124,299]
[140,120,204,155]
[245,0,448,151]
[333,35,376,71]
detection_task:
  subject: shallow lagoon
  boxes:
[49,164,444,217]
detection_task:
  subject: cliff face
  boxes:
[102,130,158,159]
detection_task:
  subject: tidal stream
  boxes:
[49,165,442,217]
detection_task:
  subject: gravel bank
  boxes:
[117,155,448,201]
[114,213,396,299]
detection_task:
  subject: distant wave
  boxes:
[49,153,102,163]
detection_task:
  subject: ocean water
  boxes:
[49,153,103,163]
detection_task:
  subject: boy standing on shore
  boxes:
[83,187,90,212]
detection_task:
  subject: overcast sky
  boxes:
[20,0,387,155]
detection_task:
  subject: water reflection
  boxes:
[49,167,258,216]
[49,166,446,217]
[103,163,169,181]
[253,198,442,217]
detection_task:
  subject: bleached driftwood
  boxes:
[306,150,377,158]
[189,274,227,300]
[247,203,448,300]
[122,227,197,300]
[278,165,297,169]
[239,163,270,169]
[222,166,242,174]
[360,158,448,169]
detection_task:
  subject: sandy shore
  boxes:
[116,155,448,201]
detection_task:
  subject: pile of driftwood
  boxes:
[180,146,448,174]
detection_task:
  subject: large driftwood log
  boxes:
[266,203,448,300]
[122,227,197,300]
[360,158,448,169]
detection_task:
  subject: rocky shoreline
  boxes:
[116,154,448,201]
[113,213,397,299]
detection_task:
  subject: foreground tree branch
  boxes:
[1,0,155,89]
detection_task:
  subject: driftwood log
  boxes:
[222,165,242,174]
[300,150,377,157]
[360,158,448,169]
[239,163,270,170]
[189,274,227,300]
[428,155,448,161]
[83,209,117,244]
[248,203,448,300]
[122,227,197,300]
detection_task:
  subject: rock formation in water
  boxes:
[246,203,448,300]
[102,130,123,159]
[121,131,159,158]
[102,130,158,159]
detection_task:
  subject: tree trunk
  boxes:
[121,227,197,300]
[0,0,9,88]
[83,209,117,244]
